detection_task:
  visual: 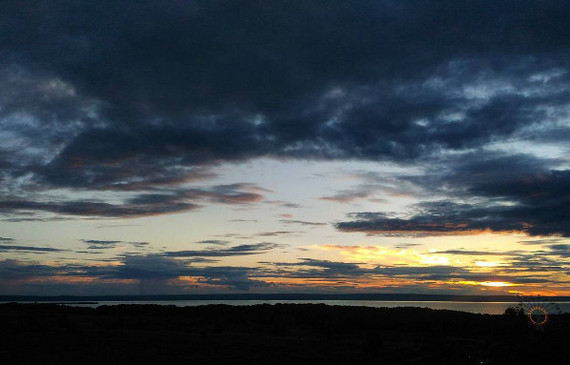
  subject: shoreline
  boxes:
[3,293,570,302]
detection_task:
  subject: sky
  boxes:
[1,0,570,296]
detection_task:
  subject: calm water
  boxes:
[19,300,570,314]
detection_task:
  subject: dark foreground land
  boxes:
[1,303,569,364]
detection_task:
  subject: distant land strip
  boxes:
[2,294,570,302]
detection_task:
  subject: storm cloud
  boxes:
[1,0,570,201]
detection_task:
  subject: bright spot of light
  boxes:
[475,261,502,267]
[420,254,450,265]
[480,281,515,287]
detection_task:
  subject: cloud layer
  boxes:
[2,1,570,200]
[2,1,570,295]
[337,155,570,237]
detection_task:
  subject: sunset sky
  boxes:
[1,0,570,296]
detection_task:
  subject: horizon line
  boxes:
[3,293,570,302]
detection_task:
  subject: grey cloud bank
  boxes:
[2,1,570,295]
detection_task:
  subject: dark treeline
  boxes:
[1,303,569,364]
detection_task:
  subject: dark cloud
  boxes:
[501,253,570,274]
[195,240,230,246]
[272,258,365,272]
[337,153,570,237]
[165,242,284,257]
[2,252,567,294]
[393,243,422,249]
[0,198,200,218]
[214,233,253,240]
[266,258,557,286]
[262,258,369,279]
[0,216,78,223]
[0,260,69,279]
[265,258,467,278]
[192,183,268,204]
[279,219,327,226]
[336,197,570,237]
[191,266,271,291]
[546,244,570,258]
[210,231,296,240]
[1,0,569,202]
[254,231,296,237]
[319,189,373,204]
[0,237,14,242]
[81,239,150,249]
[108,255,190,280]
[81,239,123,249]
[0,245,65,253]
[0,255,270,291]
[0,183,266,218]
[518,238,567,245]
[113,259,268,290]
[2,0,570,297]
[421,273,552,285]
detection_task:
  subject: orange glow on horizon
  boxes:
[453,280,516,287]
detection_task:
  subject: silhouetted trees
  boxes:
[1,303,568,364]
[504,305,525,316]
